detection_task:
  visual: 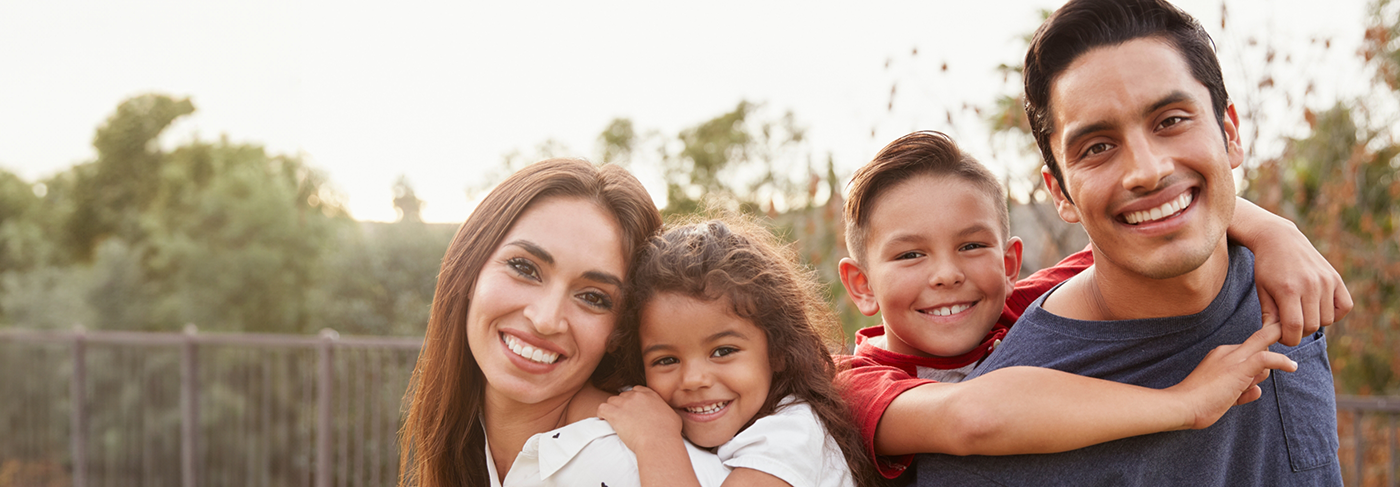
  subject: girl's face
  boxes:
[639,292,772,449]
[467,197,627,408]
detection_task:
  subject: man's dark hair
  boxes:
[1024,0,1230,199]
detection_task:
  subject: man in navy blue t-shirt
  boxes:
[916,0,1343,485]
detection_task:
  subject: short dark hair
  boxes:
[1024,0,1230,197]
[843,131,1007,264]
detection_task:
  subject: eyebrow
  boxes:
[1145,90,1193,118]
[956,223,998,238]
[1061,90,1198,154]
[506,240,622,287]
[506,240,553,265]
[640,330,750,357]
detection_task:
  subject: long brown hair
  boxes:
[613,215,882,487]
[397,158,661,487]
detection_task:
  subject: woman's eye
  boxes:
[651,357,678,367]
[711,346,739,358]
[578,291,614,310]
[506,257,540,281]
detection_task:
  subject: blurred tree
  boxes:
[392,175,424,223]
[1241,0,1400,395]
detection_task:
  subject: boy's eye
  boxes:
[507,257,540,281]
[959,242,989,252]
[895,251,924,260]
[650,356,678,367]
[577,291,614,310]
[711,346,739,358]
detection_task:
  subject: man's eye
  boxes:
[1159,116,1186,129]
[507,258,540,280]
[712,346,739,358]
[1085,142,1112,156]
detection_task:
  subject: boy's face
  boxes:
[844,174,1021,358]
[1044,38,1241,279]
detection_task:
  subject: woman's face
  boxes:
[467,196,628,407]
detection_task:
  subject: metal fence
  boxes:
[0,327,420,487]
[1,328,1397,486]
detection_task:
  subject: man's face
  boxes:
[1045,37,1243,280]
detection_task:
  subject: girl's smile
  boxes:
[639,292,773,449]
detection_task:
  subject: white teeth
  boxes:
[1126,192,1193,225]
[502,334,560,364]
[685,401,729,415]
[926,303,972,316]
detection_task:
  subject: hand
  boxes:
[1171,323,1298,430]
[596,386,684,451]
[1250,219,1353,346]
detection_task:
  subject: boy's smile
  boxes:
[852,174,1020,358]
[639,292,772,449]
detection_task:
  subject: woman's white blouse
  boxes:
[486,417,729,487]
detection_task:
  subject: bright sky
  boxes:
[0,0,1374,222]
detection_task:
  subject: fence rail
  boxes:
[1,327,421,487]
[2,328,1397,486]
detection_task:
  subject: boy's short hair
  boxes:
[844,131,1008,264]
[1024,0,1230,200]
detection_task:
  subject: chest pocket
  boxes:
[1271,332,1340,472]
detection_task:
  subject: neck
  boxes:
[482,388,579,482]
[1049,240,1231,321]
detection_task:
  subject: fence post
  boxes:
[317,328,338,487]
[70,324,87,487]
[181,324,199,487]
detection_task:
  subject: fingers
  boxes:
[1241,322,1283,353]
[1333,277,1354,322]
[1236,385,1263,406]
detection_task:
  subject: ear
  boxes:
[838,257,881,317]
[1222,103,1244,170]
[1042,166,1081,224]
[1002,237,1024,294]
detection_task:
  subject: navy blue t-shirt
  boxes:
[916,245,1342,486]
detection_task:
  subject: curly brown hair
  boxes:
[612,214,882,487]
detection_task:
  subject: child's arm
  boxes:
[872,323,1296,457]
[596,387,704,487]
[1228,197,1353,346]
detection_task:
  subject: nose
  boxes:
[929,255,965,288]
[523,288,568,335]
[679,362,713,391]
[1121,134,1172,193]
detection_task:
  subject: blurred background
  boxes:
[0,0,1396,485]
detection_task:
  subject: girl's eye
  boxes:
[895,251,924,260]
[651,356,678,367]
[577,291,614,310]
[711,346,739,358]
[507,257,540,281]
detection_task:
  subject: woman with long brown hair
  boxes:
[398,158,688,486]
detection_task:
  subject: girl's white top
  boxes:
[716,396,856,487]
[486,417,729,487]
[486,396,853,487]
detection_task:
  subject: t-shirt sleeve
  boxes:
[716,401,851,487]
[835,355,935,480]
[1000,245,1094,326]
